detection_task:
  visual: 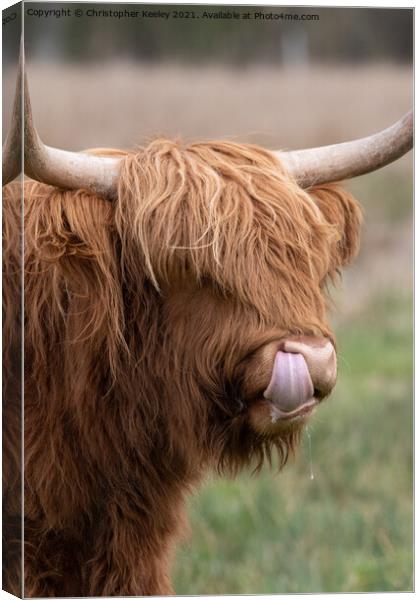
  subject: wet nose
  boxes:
[279,335,337,399]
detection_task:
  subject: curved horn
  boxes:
[18,38,414,196]
[2,39,23,185]
[23,46,121,200]
[277,110,413,188]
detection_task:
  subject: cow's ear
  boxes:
[309,184,363,268]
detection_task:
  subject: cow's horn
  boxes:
[22,43,121,200]
[277,110,413,188]
[11,42,414,197]
[2,39,23,185]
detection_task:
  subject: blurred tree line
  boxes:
[4,3,413,65]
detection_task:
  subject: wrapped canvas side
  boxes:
[3,3,23,598]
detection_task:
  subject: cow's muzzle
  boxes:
[266,336,337,410]
[247,336,337,433]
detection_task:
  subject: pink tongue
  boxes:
[263,351,314,412]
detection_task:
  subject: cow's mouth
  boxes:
[248,395,318,436]
[268,397,319,422]
[245,337,337,435]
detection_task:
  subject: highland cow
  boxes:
[2,53,413,597]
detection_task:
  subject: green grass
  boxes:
[173,291,413,593]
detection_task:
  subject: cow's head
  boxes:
[109,140,363,471]
[4,45,412,474]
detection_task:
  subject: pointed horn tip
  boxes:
[277,109,414,187]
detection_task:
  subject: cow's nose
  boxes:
[279,336,337,400]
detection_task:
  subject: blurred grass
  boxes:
[173,171,413,594]
[349,166,413,223]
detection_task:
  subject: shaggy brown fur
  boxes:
[2,139,362,596]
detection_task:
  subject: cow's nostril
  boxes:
[313,387,327,401]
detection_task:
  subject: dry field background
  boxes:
[4,62,413,592]
[3,62,412,150]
